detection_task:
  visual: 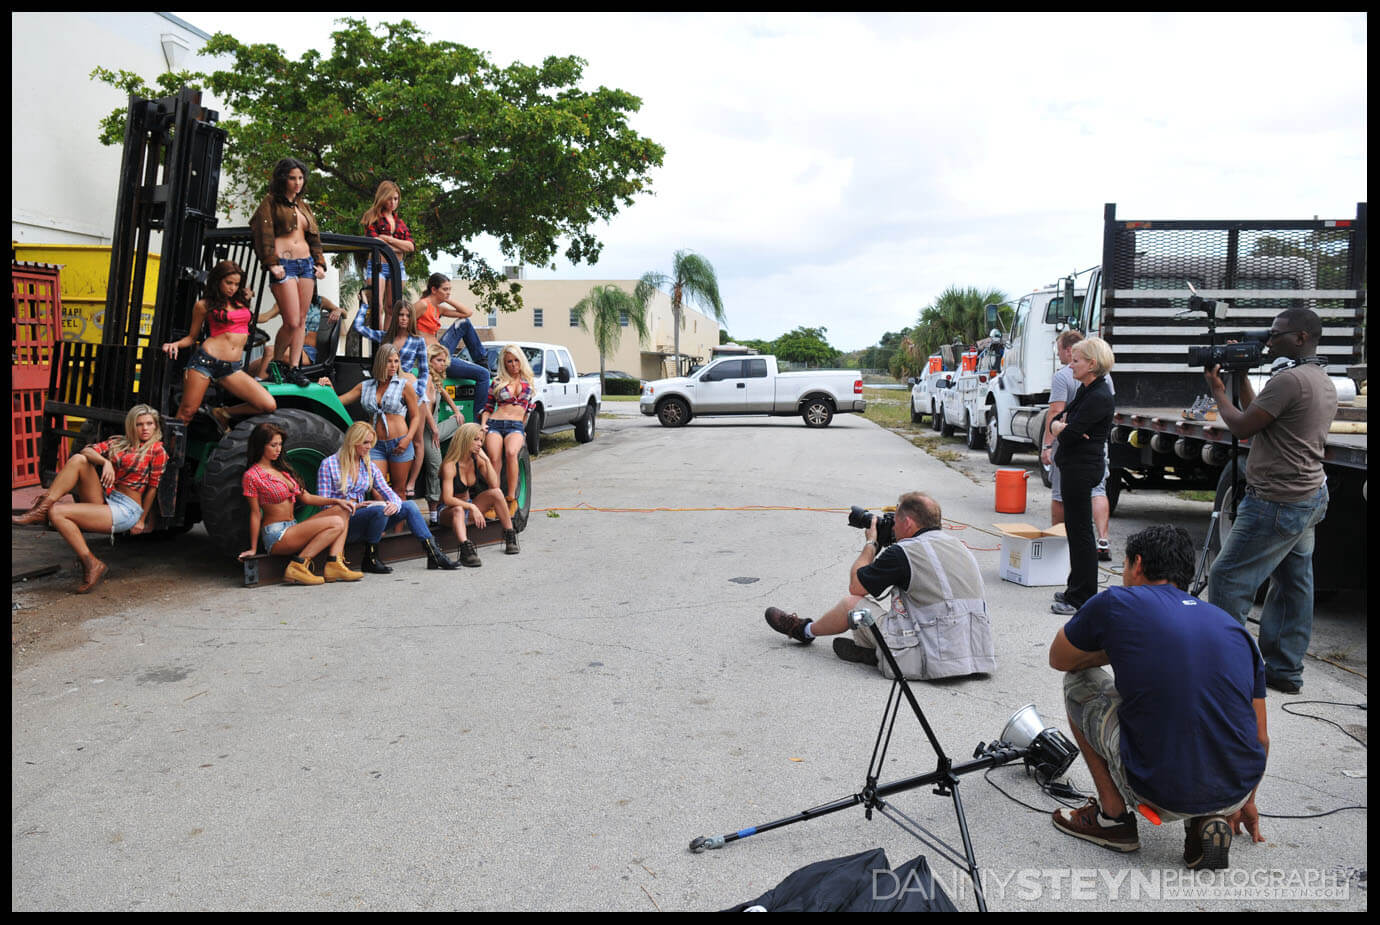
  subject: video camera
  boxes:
[848,506,896,548]
[1181,286,1271,371]
[1187,330,1271,372]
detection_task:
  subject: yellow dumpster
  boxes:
[11,243,159,344]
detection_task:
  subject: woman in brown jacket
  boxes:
[251,157,326,387]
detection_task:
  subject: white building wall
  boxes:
[11,12,222,245]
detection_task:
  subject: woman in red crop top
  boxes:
[162,260,277,430]
[239,422,361,585]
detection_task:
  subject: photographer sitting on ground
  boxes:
[1047,524,1267,870]
[763,492,995,680]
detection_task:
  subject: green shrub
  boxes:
[602,377,644,396]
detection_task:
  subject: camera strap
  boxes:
[1268,355,1327,376]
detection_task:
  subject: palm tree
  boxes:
[572,284,652,391]
[637,250,725,376]
[914,286,1009,357]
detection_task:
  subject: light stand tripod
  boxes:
[688,609,1075,912]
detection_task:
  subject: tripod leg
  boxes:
[947,780,988,912]
[689,793,865,852]
[1189,510,1219,596]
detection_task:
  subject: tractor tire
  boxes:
[200,408,345,559]
[499,446,533,533]
[525,409,544,457]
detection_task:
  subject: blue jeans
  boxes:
[1207,484,1329,686]
[439,322,491,404]
[345,501,433,545]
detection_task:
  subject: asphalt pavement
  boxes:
[11,401,1368,910]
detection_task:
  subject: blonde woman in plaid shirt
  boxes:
[14,404,167,593]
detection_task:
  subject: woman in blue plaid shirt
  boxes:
[316,421,457,573]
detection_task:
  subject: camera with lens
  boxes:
[848,506,896,547]
[1187,330,1270,372]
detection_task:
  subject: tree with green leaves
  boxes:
[91,17,663,313]
[772,326,840,367]
[912,286,1011,358]
[636,250,724,375]
[571,284,651,391]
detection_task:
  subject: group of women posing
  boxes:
[16,158,537,590]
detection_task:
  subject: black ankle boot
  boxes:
[458,540,482,567]
[503,528,520,555]
[424,537,458,570]
[285,364,310,387]
[362,542,393,574]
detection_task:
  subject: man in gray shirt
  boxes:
[1042,330,1113,560]
[1205,308,1337,694]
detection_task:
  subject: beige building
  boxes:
[457,275,722,381]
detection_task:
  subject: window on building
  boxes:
[488,311,498,327]
[534,308,544,328]
[570,309,580,327]
[619,310,629,327]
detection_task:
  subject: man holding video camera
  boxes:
[1204,307,1336,694]
[763,492,995,680]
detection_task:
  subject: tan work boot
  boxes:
[284,556,324,586]
[323,556,364,582]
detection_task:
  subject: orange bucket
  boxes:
[994,468,1030,514]
[961,350,978,372]
[927,355,942,374]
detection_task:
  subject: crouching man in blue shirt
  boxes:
[1047,524,1268,870]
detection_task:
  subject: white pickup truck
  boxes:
[640,355,865,427]
[487,341,600,455]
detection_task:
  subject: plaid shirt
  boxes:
[90,439,168,497]
[352,309,429,402]
[365,213,411,244]
[484,380,535,417]
[316,453,401,506]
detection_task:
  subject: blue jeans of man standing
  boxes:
[346,501,434,545]
[1207,483,1329,689]
[439,321,491,408]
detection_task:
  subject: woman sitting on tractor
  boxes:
[161,259,277,430]
[238,421,362,586]
[439,422,519,567]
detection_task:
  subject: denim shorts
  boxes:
[186,346,244,381]
[488,418,526,438]
[370,435,416,463]
[106,490,143,534]
[368,259,407,282]
[274,257,317,281]
[262,519,294,553]
[301,344,318,363]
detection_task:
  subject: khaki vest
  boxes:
[874,530,996,680]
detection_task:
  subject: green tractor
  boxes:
[39,88,530,563]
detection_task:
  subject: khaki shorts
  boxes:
[1063,668,1249,823]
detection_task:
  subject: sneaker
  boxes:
[1052,799,1140,853]
[1265,673,1302,694]
[1053,591,1067,605]
[1183,815,1232,870]
[1051,600,1078,616]
[832,637,878,666]
[1097,538,1112,562]
[764,607,813,644]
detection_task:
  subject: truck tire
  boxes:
[525,408,544,456]
[930,402,943,433]
[657,397,690,427]
[200,408,345,559]
[938,406,957,438]
[965,412,985,449]
[985,409,1015,465]
[573,401,597,444]
[801,396,834,428]
[910,397,923,424]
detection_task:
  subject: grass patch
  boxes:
[535,430,578,456]
[602,394,641,402]
[859,388,968,464]
[1174,490,1216,503]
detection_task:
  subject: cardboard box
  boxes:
[992,522,1069,587]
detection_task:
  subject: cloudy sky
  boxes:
[175,12,1367,350]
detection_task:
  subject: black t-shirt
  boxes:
[856,526,942,597]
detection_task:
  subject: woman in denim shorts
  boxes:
[13,405,168,593]
[161,260,277,431]
[251,157,327,387]
[327,343,422,498]
[480,344,537,516]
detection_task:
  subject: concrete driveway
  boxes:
[11,403,1367,910]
